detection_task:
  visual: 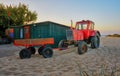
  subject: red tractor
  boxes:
[59,20,100,54]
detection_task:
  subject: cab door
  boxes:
[24,26,30,39]
[82,23,94,39]
[89,23,95,36]
[73,24,84,40]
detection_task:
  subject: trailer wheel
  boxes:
[19,48,31,59]
[78,41,88,54]
[58,40,68,50]
[28,47,36,54]
[42,47,53,58]
[38,46,44,55]
[91,36,100,49]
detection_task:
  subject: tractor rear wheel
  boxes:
[78,41,88,54]
[42,47,53,58]
[38,46,44,55]
[28,47,36,54]
[58,40,68,50]
[19,48,31,59]
[91,36,100,49]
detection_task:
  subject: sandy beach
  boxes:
[0,37,120,76]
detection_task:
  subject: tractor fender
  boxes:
[95,31,101,37]
[90,31,96,36]
[90,31,101,37]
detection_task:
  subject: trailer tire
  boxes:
[42,47,53,58]
[19,48,31,59]
[78,41,88,54]
[38,46,44,55]
[28,47,36,54]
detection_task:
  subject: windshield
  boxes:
[81,24,87,29]
[76,23,87,30]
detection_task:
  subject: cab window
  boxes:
[81,24,87,30]
[76,24,81,30]
[90,24,94,30]
[76,24,87,30]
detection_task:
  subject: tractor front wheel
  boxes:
[19,48,31,59]
[78,41,88,54]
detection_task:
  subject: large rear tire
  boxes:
[19,48,31,59]
[91,36,100,49]
[42,47,53,58]
[78,41,88,54]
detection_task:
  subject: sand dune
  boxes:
[0,37,120,76]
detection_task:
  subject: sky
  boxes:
[0,0,120,35]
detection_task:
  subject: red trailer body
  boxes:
[14,38,54,47]
[14,38,54,59]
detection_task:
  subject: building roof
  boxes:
[24,21,70,28]
[10,21,70,28]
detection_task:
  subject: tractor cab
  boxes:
[75,20,94,30]
[74,20,95,39]
[68,20,95,41]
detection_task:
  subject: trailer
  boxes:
[13,21,70,59]
[13,21,70,47]
[14,38,54,59]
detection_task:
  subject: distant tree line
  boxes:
[0,3,37,37]
[107,34,120,37]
